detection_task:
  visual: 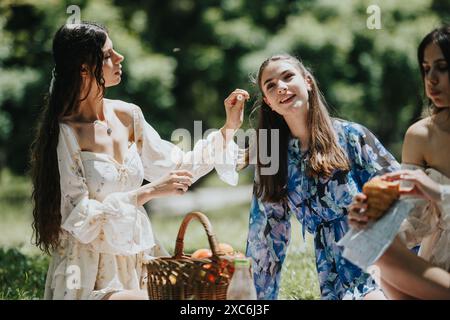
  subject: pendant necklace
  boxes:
[94,119,112,136]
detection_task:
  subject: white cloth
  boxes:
[397,164,450,271]
[338,199,416,271]
[339,163,450,271]
[44,102,240,299]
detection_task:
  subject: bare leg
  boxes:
[376,237,450,300]
[380,278,417,300]
[103,289,148,300]
[363,289,387,300]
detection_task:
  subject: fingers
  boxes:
[348,196,369,227]
[169,170,194,193]
[173,183,189,193]
[171,170,194,178]
[232,88,250,101]
[399,187,421,196]
[383,170,421,182]
[170,170,194,186]
[224,89,250,107]
[350,201,368,213]
[354,193,367,203]
[348,217,369,230]
[383,170,410,179]
[348,204,368,221]
[173,176,192,186]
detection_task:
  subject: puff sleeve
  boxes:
[132,105,240,186]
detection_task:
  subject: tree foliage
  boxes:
[0,0,445,174]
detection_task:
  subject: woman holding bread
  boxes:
[349,25,450,299]
[244,54,400,300]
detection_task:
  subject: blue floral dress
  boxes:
[246,119,400,300]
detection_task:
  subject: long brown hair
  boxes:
[253,54,350,202]
[30,22,108,254]
[418,24,450,116]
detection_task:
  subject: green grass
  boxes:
[0,170,38,255]
[0,169,320,300]
[0,247,48,300]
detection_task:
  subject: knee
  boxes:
[377,248,391,266]
[376,243,396,268]
[377,236,404,267]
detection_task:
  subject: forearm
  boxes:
[135,185,154,206]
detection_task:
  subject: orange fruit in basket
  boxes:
[192,248,212,259]
[218,243,234,255]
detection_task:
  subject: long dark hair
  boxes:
[30,22,108,254]
[418,24,450,115]
[253,54,350,203]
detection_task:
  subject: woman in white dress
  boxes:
[30,22,248,300]
[348,25,450,299]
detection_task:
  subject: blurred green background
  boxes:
[1,0,449,299]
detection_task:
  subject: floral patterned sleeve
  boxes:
[245,188,292,300]
[132,105,240,186]
[58,124,155,255]
[344,122,400,187]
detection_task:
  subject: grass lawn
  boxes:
[0,170,320,300]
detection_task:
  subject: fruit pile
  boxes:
[189,243,245,285]
[191,243,237,259]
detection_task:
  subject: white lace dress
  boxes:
[398,164,450,271]
[44,103,240,299]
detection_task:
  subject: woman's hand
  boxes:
[348,193,370,229]
[137,170,194,206]
[382,170,441,202]
[222,89,250,135]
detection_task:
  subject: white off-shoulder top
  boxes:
[44,102,240,299]
[398,164,450,271]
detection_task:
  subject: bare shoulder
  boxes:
[402,118,431,165]
[105,98,137,127]
[405,118,431,141]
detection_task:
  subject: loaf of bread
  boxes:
[362,176,400,220]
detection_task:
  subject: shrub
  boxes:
[0,247,48,300]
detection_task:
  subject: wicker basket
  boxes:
[145,211,236,300]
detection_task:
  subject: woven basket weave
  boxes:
[145,211,235,300]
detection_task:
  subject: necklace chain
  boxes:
[94,119,112,136]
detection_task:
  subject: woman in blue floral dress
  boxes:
[244,54,400,300]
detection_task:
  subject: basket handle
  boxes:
[174,211,222,258]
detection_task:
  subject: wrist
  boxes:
[223,120,240,131]
[137,185,155,205]
[220,125,237,143]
